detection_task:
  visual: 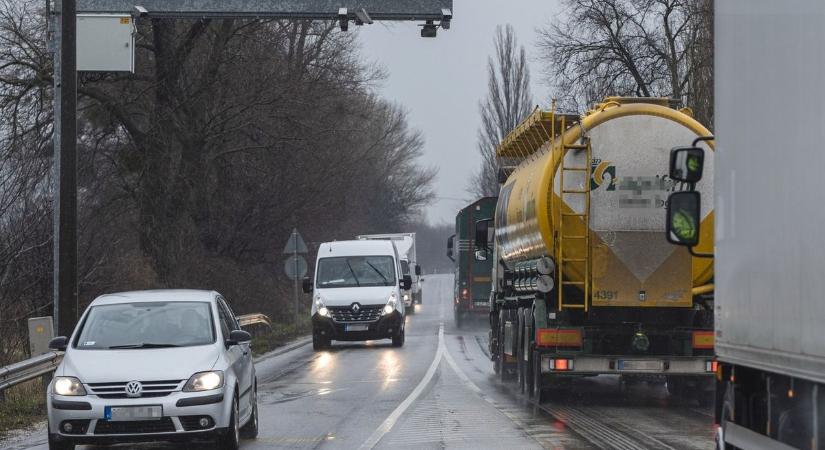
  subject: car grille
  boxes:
[328,305,383,322]
[94,417,175,435]
[88,380,183,399]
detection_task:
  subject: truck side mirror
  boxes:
[302,276,313,294]
[447,234,455,261]
[669,146,705,183]
[415,265,421,276]
[401,275,412,290]
[666,191,701,247]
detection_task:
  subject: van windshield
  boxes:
[317,256,396,288]
[74,302,215,349]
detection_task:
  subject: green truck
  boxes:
[447,197,497,328]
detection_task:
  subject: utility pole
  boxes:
[293,229,299,323]
[53,0,78,337]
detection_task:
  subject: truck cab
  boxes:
[302,240,412,350]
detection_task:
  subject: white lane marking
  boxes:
[358,323,445,450]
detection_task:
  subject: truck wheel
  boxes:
[498,309,516,381]
[392,326,405,347]
[666,376,685,397]
[524,311,535,398]
[532,351,547,403]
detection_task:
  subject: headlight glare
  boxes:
[315,297,329,317]
[382,293,397,315]
[183,370,224,392]
[53,376,86,396]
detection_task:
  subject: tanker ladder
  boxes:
[557,125,592,312]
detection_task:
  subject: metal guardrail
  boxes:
[237,313,273,330]
[0,312,272,394]
[0,351,63,392]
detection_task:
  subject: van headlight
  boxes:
[53,376,86,396]
[403,293,410,302]
[383,293,398,315]
[183,371,224,392]
[315,296,329,317]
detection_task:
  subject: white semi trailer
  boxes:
[356,233,422,312]
[668,2,825,448]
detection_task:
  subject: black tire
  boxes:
[717,385,737,450]
[532,351,547,403]
[666,376,685,397]
[516,307,526,393]
[392,325,405,347]
[497,309,509,382]
[240,381,258,439]
[312,331,330,351]
[217,394,240,450]
[48,431,74,450]
[524,310,535,398]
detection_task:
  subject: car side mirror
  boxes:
[401,275,412,290]
[447,234,455,261]
[669,146,705,183]
[666,191,701,247]
[302,276,313,294]
[415,265,421,276]
[48,336,68,351]
[226,329,252,346]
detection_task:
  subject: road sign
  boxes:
[285,255,308,280]
[283,228,308,254]
[28,317,54,357]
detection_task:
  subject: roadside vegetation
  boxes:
[0,380,46,437]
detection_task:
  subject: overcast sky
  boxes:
[357,0,563,224]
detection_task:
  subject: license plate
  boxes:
[345,324,369,332]
[104,405,162,421]
[617,360,664,371]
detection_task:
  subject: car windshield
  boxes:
[74,302,215,349]
[316,255,396,288]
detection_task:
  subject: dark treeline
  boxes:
[0,1,437,363]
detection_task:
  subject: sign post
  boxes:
[283,229,308,323]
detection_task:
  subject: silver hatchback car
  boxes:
[46,290,258,450]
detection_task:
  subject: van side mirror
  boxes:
[226,329,252,346]
[446,234,455,261]
[48,336,68,351]
[401,275,412,290]
[669,146,705,183]
[415,265,421,276]
[666,191,701,247]
[302,276,313,294]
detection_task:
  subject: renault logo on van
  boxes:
[351,303,361,312]
[125,381,143,398]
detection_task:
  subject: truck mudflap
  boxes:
[537,354,716,376]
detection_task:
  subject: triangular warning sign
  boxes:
[283,228,308,254]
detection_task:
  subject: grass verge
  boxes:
[250,318,311,356]
[0,378,47,437]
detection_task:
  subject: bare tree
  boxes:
[537,0,714,127]
[469,25,533,198]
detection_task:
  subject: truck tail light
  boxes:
[541,356,574,373]
[706,360,718,373]
[461,288,470,300]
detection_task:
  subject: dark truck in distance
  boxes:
[447,197,497,328]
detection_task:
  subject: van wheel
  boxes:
[312,332,330,351]
[392,326,405,347]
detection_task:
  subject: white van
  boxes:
[302,240,411,350]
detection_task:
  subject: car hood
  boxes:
[317,286,396,307]
[60,345,221,383]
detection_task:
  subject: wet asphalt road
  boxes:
[5,273,715,449]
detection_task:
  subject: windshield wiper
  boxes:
[345,260,361,287]
[365,261,389,285]
[108,343,180,349]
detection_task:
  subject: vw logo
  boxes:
[351,303,361,312]
[125,381,143,398]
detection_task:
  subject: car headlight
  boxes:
[403,293,410,302]
[53,376,86,396]
[315,295,329,317]
[183,371,224,392]
[383,293,398,315]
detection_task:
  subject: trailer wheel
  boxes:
[716,384,737,450]
[516,307,525,393]
[498,309,515,381]
[524,311,535,398]
[532,350,547,403]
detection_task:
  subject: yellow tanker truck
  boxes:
[474,97,716,401]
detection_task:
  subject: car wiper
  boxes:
[108,343,181,349]
[345,260,361,287]
[365,261,389,284]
